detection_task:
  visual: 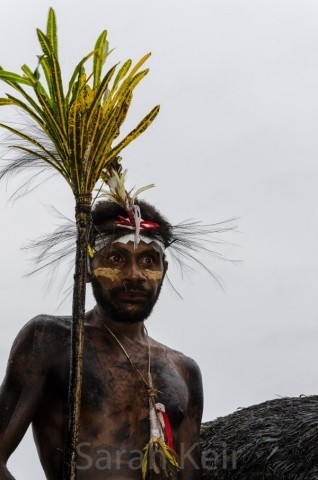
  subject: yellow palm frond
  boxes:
[0,7,159,199]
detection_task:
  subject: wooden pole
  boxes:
[63,194,91,480]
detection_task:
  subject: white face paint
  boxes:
[113,234,165,252]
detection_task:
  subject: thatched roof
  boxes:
[200,395,318,479]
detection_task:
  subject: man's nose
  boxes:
[122,261,146,281]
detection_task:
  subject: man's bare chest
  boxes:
[80,346,189,426]
[52,335,189,428]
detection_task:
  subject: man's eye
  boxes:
[142,256,154,265]
[107,254,122,263]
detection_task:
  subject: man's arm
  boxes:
[175,356,204,480]
[0,317,48,478]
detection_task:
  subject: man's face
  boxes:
[90,239,167,323]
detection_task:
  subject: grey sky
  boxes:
[1,0,318,477]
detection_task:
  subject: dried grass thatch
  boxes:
[200,395,318,479]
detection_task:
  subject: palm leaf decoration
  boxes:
[0,8,159,480]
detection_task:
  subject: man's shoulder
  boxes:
[151,338,202,378]
[6,315,72,376]
[12,314,72,353]
[21,313,72,335]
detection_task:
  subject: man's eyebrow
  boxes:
[95,244,125,256]
[105,245,128,254]
[138,248,162,259]
[99,243,163,258]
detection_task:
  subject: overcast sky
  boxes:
[1,0,318,478]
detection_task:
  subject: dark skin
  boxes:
[0,239,203,479]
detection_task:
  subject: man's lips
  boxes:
[114,290,151,301]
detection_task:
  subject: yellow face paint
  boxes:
[144,269,164,281]
[92,267,121,282]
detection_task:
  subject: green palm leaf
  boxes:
[93,30,108,91]
[46,7,58,57]
[0,68,33,85]
[0,98,15,105]
[107,104,160,162]
[112,58,132,91]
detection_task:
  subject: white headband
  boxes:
[94,233,165,253]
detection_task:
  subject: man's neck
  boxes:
[88,305,147,342]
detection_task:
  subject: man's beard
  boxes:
[91,279,162,324]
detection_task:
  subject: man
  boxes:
[0,200,203,479]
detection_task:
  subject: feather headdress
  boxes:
[25,171,236,293]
